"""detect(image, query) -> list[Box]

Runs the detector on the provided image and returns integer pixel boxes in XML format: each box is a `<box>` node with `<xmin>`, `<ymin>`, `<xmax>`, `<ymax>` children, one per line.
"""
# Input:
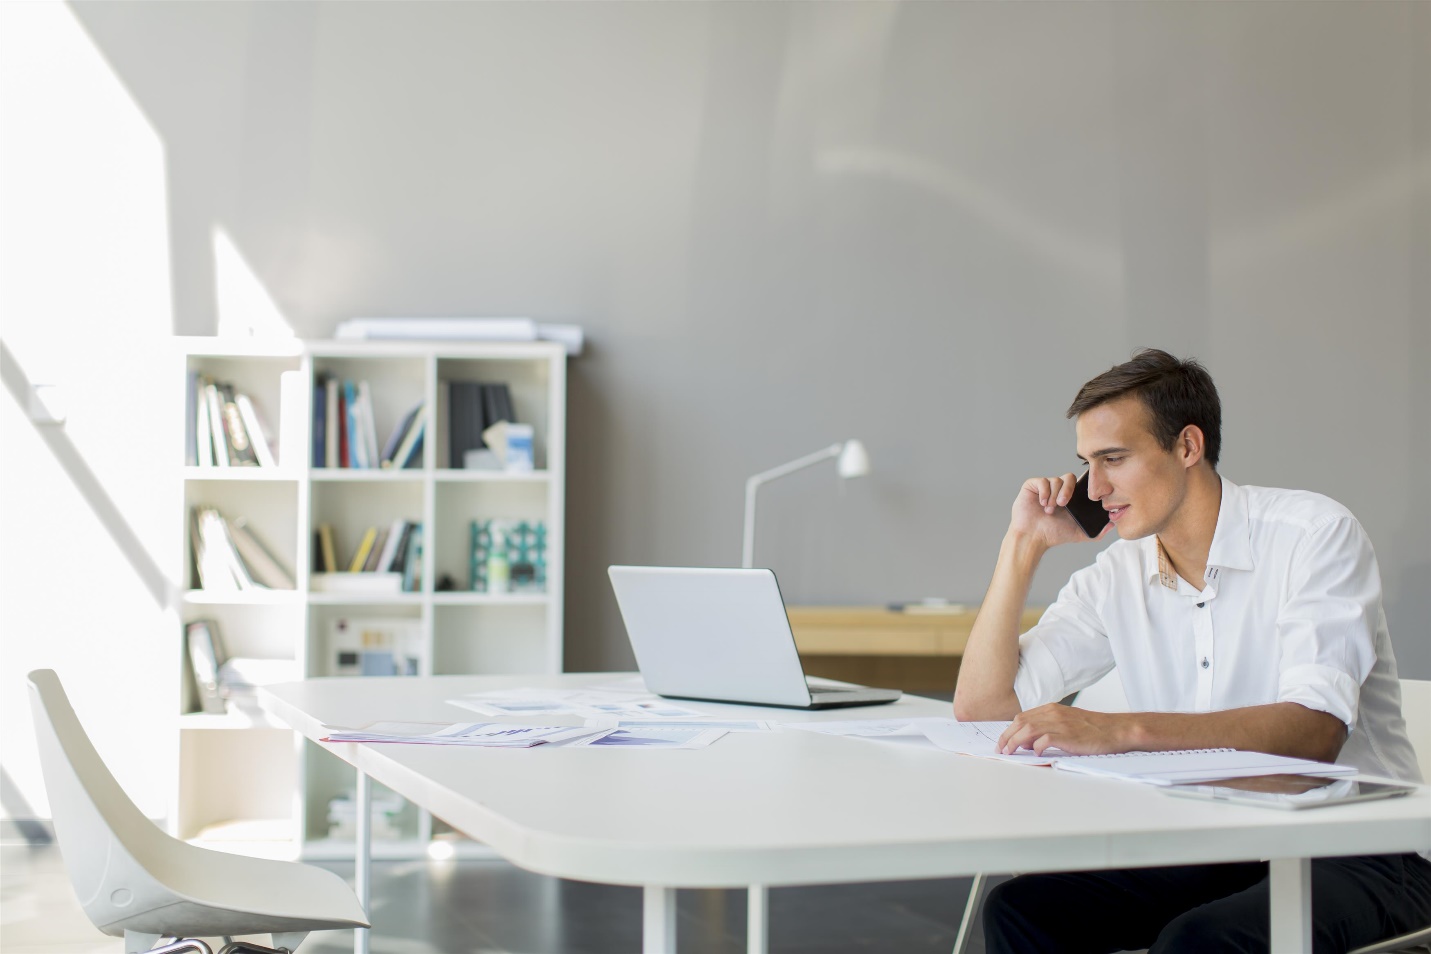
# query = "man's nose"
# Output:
<box><xmin>1088</xmin><ymin>469</ymin><xmax>1112</xmax><ymax>501</ymax></box>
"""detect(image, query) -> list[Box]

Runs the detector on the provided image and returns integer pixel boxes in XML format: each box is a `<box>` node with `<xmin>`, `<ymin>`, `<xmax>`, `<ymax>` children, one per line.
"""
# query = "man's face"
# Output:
<box><xmin>1074</xmin><ymin>395</ymin><xmax>1191</xmax><ymax>541</ymax></box>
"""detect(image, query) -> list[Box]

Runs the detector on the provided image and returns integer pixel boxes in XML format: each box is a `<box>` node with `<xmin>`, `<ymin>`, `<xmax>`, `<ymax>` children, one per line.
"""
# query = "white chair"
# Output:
<box><xmin>27</xmin><ymin>669</ymin><xmax>369</xmax><ymax>954</ymax></box>
<box><xmin>1346</xmin><ymin>677</ymin><xmax>1431</xmax><ymax>954</ymax></box>
<box><xmin>950</xmin><ymin>668</ymin><xmax>1131</xmax><ymax>954</ymax></box>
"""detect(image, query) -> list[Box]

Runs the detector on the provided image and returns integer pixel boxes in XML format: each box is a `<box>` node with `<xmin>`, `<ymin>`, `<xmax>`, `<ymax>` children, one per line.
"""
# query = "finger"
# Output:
<box><xmin>1000</xmin><ymin>722</ymin><xmax>1039</xmax><ymax>755</ymax></box>
<box><xmin>1045</xmin><ymin>477</ymin><xmax>1064</xmax><ymax>513</ymax></box>
<box><xmin>1055</xmin><ymin>473</ymin><xmax>1078</xmax><ymax>507</ymax></box>
<box><xmin>1030</xmin><ymin>733</ymin><xmax>1055</xmax><ymax>756</ymax></box>
<box><xmin>997</xmin><ymin>719</ymin><xmax>1021</xmax><ymax>751</ymax></box>
<box><xmin>1030</xmin><ymin>477</ymin><xmax>1052</xmax><ymax>509</ymax></box>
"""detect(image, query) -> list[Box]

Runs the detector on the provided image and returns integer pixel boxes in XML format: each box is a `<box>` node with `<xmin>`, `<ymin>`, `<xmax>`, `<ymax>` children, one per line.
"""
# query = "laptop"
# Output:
<box><xmin>608</xmin><ymin>566</ymin><xmax>902</xmax><ymax>709</ymax></box>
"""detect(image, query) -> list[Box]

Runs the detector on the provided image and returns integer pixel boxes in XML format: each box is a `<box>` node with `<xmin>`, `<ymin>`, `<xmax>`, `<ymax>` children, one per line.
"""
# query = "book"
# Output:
<box><xmin>400</xmin><ymin>525</ymin><xmax>422</xmax><ymax>592</ymax></box>
<box><xmin>312</xmin><ymin>378</ymin><xmax>327</xmax><ymax>467</ymax></box>
<box><xmin>235</xmin><ymin>393</ymin><xmax>276</xmax><ymax>467</ymax></box>
<box><xmin>482</xmin><ymin>383</ymin><xmax>516</xmax><ymax>427</ymax></box>
<box><xmin>205</xmin><ymin>383</ymin><xmax>230</xmax><ymax>466</ymax></box>
<box><xmin>448</xmin><ymin>381</ymin><xmax>485</xmax><ymax>466</ymax></box>
<box><xmin>337</xmin><ymin>381</ymin><xmax>350</xmax><ymax>468</ymax></box>
<box><xmin>361</xmin><ymin>526</ymin><xmax>390</xmax><ymax>572</ymax></box>
<box><xmin>324</xmin><ymin>377</ymin><xmax>338</xmax><ymax>467</ymax></box>
<box><xmin>229</xmin><ymin>517</ymin><xmax>295</xmax><ymax>589</ymax></box>
<box><xmin>195</xmin><ymin>376</ymin><xmax>215</xmax><ymax>467</ymax></box>
<box><xmin>185</xmin><ymin>619</ymin><xmax>228</xmax><ymax>715</ymax></box>
<box><xmin>1051</xmin><ymin>749</ymin><xmax>1357</xmax><ymax>786</ymax></box>
<box><xmin>387</xmin><ymin>522</ymin><xmax>416</xmax><ymax>576</ymax></box>
<box><xmin>373</xmin><ymin>518</ymin><xmax>409</xmax><ymax>573</ymax></box>
<box><xmin>219</xmin><ymin>385</ymin><xmax>259</xmax><ymax>466</ymax></box>
<box><xmin>381</xmin><ymin>401</ymin><xmax>422</xmax><ymax>467</ymax></box>
<box><xmin>357</xmin><ymin>381</ymin><xmax>379</xmax><ymax>470</ymax></box>
<box><xmin>318</xmin><ymin>523</ymin><xmax>338</xmax><ymax>574</ymax></box>
<box><xmin>185</xmin><ymin>370</ymin><xmax>199</xmax><ymax>466</ymax></box>
<box><xmin>392</xmin><ymin>404</ymin><xmax>425</xmax><ymax>468</ymax></box>
<box><xmin>347</xmin><ymin>526</ymin><xmax>379</xmax><ymax>573</ymax></box>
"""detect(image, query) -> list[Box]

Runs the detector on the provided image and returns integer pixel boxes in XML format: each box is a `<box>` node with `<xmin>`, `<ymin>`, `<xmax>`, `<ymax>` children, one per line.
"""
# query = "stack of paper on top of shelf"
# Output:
<box><xmin>322</xmin><ymin>721</ymin><xmax>601</xmax><ymax>748</ymax></box>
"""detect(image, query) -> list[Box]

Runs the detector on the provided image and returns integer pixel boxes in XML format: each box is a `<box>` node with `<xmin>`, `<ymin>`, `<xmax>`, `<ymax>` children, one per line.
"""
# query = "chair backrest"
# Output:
<box><xmin>1399</xmin><ymin>678</ymin><xmax>1431</xmax><ymax>781</ymax></box>
<box><xmin>26</xmin><ymin>669</ymin><xmax>185</xmax><ymax>936</ymax></box>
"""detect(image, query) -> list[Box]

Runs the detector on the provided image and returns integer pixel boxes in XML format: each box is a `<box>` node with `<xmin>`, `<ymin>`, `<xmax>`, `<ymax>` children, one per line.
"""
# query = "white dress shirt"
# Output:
<box><xmin>1014</xmin><ymin>477</ymin><xmax>1421</xmax><ymax>784</ymax></box>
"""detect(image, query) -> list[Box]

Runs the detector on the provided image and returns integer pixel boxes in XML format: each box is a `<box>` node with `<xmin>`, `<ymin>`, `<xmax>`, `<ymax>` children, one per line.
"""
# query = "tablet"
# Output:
<box><xmin>1164</xmin><ymin>774</ymin><xmax>1416</xmax><ymax>810</ymax></box>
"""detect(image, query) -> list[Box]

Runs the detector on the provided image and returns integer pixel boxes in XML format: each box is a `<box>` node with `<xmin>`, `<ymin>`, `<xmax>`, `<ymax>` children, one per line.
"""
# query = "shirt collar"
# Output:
<box><xmin>1143</xmin><ymin>475</ymin><xmax>1255</xmax><ymax>585</ymax></box>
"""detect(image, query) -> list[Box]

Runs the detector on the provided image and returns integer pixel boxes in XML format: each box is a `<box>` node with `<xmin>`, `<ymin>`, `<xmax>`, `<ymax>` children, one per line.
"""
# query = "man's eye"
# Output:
<box><xmin>1105</xmin><ymin>457</ymin><xmax>1123</xmax><ymax>465</ymax></box>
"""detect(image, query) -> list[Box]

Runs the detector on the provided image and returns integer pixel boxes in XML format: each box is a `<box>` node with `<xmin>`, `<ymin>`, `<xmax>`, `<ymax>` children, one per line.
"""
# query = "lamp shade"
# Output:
<box><xmin>836</xmin><ymin>439</ymin><xmax>871</xmax><ymax>479</ymax></box>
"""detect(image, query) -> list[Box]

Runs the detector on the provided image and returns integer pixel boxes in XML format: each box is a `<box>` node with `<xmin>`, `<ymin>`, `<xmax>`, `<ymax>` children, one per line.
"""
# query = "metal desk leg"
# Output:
<box><xmin>355</xmin><ymin>771</ymin><xmax>372</xmax><ymax>954</ymax></box>
<box><xmin>643</xmin><ymin>886</ymin><xmax>676</xmax><ymax>953</ymax></box>
<box><xmin>1269</xmin><ymin>857</ymin><xmax>1312</xmax><ymax>953</ymax></box>
<box><xmin>747</xmin><ymin>885</ymin><xmax>768</xmax><ymax>954</ymax></box>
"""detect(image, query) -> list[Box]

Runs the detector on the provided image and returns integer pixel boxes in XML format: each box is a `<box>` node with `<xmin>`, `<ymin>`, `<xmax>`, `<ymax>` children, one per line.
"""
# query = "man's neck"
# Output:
<box><xmin>1156</xmin><ymin>469</ymin><xmax>1223</xmax><ymax>591</ymax></box>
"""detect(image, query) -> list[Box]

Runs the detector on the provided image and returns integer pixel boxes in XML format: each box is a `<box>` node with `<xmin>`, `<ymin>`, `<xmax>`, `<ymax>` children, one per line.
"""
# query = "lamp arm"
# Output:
<box><xmin>742</xmin><ymin>443</ymin><xmax>842</xmax><ymax>568</ymax></box>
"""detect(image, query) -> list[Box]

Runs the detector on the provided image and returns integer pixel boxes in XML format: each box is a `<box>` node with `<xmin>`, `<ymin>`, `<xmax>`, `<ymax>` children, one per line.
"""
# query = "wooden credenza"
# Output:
<box><xmin>786</xmin><ymin>605</ymin><xmax>1044</xmax><ymax>697</ymax></box>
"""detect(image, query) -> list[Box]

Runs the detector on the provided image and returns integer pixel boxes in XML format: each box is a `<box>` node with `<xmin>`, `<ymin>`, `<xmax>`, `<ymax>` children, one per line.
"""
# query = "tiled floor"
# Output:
<box><xmin>1</xmin><ymin>840</ymin><xmax>995</xmax><ymax>954</ymax></box>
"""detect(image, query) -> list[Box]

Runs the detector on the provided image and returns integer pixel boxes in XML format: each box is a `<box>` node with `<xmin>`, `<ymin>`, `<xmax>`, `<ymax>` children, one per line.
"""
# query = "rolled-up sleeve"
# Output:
<box><xmin>1275</xmin><ymin>515</ymin><xmax>1380</xmax><ymax>730</ymax></box>
<box><xmin>1013</xmin><ymin>556</ymin><xmax>1116</xmax><ymax>711</ymax></box>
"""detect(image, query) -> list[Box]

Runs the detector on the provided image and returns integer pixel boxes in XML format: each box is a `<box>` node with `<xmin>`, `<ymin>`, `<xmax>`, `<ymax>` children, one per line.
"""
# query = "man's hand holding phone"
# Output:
<box><xmin>1010</xmin><ymin>471</ymin><xmax>1111</xmax><ymax>549</ymax></box>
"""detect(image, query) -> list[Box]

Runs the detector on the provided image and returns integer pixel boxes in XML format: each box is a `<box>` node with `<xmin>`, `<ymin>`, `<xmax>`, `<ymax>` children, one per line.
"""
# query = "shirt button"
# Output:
<box><xmin>1197</xmin><ymin>602</ymin><xmax>1206</xmax><ymax>608</ymax></box>
<box><xmin>1201</xmin><ymin>657</ymin><xmax>1210</xmax><ymax>669</ymax></box>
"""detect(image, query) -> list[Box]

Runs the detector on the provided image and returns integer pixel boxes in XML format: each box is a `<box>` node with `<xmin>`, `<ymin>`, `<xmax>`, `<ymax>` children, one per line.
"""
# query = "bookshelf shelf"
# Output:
<box><xmin>433</xmin><ymin>469</ymin><xmax>551</xmax><ymax>483</ymax></box>
<box><xmin>182</xmin><ymin>467</ymin><xmax>302</xmax><ymax>482</ymax></box>
<box><xmin>175</xmin><ymin>337</ymin><xmax>567</xmax><ymax>857</ymax></box>
<box><xmin>183</xmin><ymin>590</ymin><xmax>302</xmax><ymax>606</ymax></box>
<box><xmin>311</xmin><ymin>470</ymin><xmax>424</xmax><ymax>482</ymax></box>
<box><xmin>306</xmin><ymin>593</ymin><xmax>426</xmax><ymax>607</ymax></box>
<box><xmin>432</xmin><ymin>592</ymin><xmax>550</xmax><ymax>607</ymax></box>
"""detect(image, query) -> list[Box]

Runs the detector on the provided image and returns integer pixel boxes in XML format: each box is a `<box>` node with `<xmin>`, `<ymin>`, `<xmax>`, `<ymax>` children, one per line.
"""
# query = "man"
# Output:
<box><xmin>953</xmin><ymin>349</ymin><xmax>1430</xmax><ymax>953</ymax></box>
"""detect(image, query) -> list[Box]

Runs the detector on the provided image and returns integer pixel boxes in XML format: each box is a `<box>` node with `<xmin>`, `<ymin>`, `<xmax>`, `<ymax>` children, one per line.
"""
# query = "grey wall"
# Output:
<box><xmin>63</xmin><ymin>1</ymin><xmax>1431</xmax><ymax>676</ymax></box>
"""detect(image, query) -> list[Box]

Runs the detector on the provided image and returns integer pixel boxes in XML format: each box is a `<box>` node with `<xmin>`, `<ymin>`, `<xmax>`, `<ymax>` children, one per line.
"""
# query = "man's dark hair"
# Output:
<box><xmin>1066</xmin><ymin>349</ymin><xmax>1222</xmax><ymax>468</ymax></box>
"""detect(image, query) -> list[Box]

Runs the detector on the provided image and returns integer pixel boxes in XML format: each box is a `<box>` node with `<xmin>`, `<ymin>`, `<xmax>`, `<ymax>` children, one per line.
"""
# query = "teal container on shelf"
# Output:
<box><xmin>470</xmin><ymin>519</ymin><xmax>547</xmax><ymax>593</ymax></box>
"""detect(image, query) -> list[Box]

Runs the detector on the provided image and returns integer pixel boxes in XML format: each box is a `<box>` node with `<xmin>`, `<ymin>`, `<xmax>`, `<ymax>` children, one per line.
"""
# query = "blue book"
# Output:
<box><xmin>344</xmin><ymin>380</ymin><xmax>362</xmax><ymax>468</ymax></box>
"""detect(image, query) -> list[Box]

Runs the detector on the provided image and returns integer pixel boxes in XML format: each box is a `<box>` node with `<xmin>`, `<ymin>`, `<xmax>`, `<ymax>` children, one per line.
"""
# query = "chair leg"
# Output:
<box><xmin>219</xmin><ymin>941</ymin><xmax>297</xmax><ymax>954</ymax></box>
<box><xmin>952</xmin><ymin>872</ymin><xmax>986</xmax><ymax>954</ymax></box>
<box><xmin>141</xmin><ymin>941</ymin><xmax>215</xmax><ymax>954</ymax></box>
<box><xmin>271</xmin><ymin>931</ymin><xmax>308</xmax><ymax>953</ymax></box>
<box><xmin>125</xmin><ymin>932</ymin><xmax>164</xmax><ymax>954</ymax></box>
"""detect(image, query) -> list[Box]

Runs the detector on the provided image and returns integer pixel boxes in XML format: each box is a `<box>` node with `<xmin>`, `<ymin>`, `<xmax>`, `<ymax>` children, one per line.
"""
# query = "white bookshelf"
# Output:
<box><xmin>174</xmin><ymin>337</ymin><xmax>567</xmax><ymax>859</ymax></box>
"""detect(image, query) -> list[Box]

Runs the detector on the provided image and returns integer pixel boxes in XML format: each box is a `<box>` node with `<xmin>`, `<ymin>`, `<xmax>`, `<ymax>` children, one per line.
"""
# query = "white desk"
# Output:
<box><xmin>260</xmin><ymin>673</ymin><xmax>1431</xmax><ymax>954</ymax></box>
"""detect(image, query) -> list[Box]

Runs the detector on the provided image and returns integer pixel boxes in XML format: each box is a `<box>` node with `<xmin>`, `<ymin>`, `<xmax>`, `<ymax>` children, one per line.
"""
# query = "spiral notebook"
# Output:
<box><xmin>1052</xmin><ymin>748</ymin><xmax>1357</xmax><ymax>786</ymax></box>
<box><xmin>916</xmin><ymin>720</ymin><xmax>1356</xmax><ymax>785</ymax></box>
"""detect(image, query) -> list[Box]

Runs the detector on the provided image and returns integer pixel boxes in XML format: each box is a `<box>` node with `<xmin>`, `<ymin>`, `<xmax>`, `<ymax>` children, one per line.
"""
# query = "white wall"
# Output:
<box><xmin>2</xmin><ymin>1</ymin><xmax>1427</xmax><ymax>818</ymax></box>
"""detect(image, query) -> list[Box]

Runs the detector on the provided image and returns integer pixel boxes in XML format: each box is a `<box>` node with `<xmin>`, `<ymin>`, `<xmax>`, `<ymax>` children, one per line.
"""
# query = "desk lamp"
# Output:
<box><xmin>741</xmin><ymin>439</ymin><xmax>871</xmax><ymax>568</ymax></box>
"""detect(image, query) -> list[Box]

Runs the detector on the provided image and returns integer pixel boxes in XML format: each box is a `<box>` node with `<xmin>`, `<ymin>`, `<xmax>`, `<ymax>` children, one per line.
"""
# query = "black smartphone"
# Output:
<box><xmin>1065</xmin><ymin>471</ymin><xmax>1110</xmax><ymax>538</ymax></box>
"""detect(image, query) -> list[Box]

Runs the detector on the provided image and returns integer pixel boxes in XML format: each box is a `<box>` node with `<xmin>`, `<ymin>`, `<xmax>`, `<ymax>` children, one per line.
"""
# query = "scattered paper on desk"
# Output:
<box><xmin>781</xmin><ymin>718</ymin><xmax>928</xmax><ymax>738</ymax></box>
<box><xmin>445</xmin><ymin>686</ymin><xmax>693</xmax><ymax>719</ymax></box>
<box><xmin>571</xmin><ymin>726</ymin><xmax>728</xmax><ymax>749</ymax></box>
<box><xmin>606</xmin><ymin>719</ymin><xmax>774</xmax><ymax>732</ymax></box>
<box><xmin>322</xmin><ymin>721</ymin><xmax>600</xmax><ymax>747</ymax></box>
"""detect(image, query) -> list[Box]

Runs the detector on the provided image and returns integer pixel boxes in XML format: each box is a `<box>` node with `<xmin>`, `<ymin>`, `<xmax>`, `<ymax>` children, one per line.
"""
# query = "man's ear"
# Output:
<box><xmin>1178</xmin><ymin>425</ymin><xmax>1206</xmax><ymax>469</ymax></box>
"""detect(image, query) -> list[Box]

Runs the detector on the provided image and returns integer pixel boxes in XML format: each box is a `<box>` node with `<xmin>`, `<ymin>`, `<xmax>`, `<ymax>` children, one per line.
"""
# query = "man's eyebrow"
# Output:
<box><xmin>1077</xmin><ymin>447</ymin><xmax>1131</xmax><ymax>463</ymax></box>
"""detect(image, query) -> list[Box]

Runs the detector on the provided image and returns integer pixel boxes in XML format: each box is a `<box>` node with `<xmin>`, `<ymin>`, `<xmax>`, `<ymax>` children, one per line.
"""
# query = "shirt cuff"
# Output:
<box><xmin>1013</xmin><ymin>634</ymin><xmax>1068</xmax><ymax>712</ymax></box>
<box><xmin>1278</xmin><ymin>663</ymin><xmax>1361</xmax><ymax>730</ymax></box>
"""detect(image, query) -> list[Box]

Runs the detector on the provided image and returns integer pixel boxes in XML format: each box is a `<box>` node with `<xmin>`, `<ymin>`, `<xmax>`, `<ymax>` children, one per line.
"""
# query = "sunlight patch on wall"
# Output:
<box><xmin>0</xmin><ymin>1</ymin><xmax>177</xmax><ymax>821</ymax></box>
<box><xmin>213</xmin><ymin>227</ymin><xmax>296</xmax><ymax>339</ymax></box>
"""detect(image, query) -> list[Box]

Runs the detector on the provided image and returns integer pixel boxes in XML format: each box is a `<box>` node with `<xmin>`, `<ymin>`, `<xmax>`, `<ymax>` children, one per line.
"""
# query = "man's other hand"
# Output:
<box><xmin>1009</xmin><ymin>473</ymin><xmax>1112</xmax><ymax>549</ymax></box>
<box><xmin>997</xmin><ymin>703</ymin><xmax>1129</xmax><ymax>756</ymax></box>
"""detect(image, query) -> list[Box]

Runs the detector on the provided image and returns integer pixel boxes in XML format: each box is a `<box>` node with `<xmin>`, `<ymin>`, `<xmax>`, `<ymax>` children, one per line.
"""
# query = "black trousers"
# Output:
<box><xmin>983</xmin><ymin>853</ymin><xmax>1431</xmax><ymax>954</ymax></box>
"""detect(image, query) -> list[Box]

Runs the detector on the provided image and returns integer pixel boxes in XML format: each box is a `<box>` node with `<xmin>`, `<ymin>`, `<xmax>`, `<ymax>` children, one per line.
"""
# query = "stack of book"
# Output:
<box><xmin>312</xmin><ymin>519</ymin><xmax>423</xmax><ymax>593</ymax></box>
<box><xmin>187</xmin><ymin>374</ymin><xmax>278</xmax><ymax>467</ymax></box>
<box><xmin>313</xmin><ymin>375</ymin><xmax>424</xmax><ymax>469</ymax></box>
<box><xmin>189</xmin><ymin>507</ymin><xmax>295</xmax><ymax>591</ymax></box>
<box><xmin>446</xmin><ymin>381</ymin><xmax>516</xmax><ymax>469</ymax></box>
